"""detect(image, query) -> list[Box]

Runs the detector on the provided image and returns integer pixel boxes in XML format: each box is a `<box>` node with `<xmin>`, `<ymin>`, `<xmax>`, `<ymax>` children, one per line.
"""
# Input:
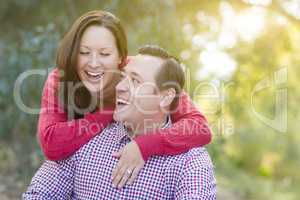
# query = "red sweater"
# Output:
<box><xmin>38</xmin><ymin>68</ymin><xmax>212</xmax><ymax>161</ymax></box>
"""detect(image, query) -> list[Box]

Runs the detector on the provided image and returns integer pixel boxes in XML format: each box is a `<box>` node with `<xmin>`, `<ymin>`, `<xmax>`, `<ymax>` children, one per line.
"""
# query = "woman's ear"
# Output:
<box><xmin>159</xmin><ymin>88</ymin><xmax>176</xmax><ymax>108</ymax></box>
<box><xmin>118</xmin><ymin>58</ymin><xmax>124</xmax><ymax>69</ymax></box>
<box><xmin>118</xmin><ymin>57</ymin><xmax>130</xmax><ymax>69</ymax></box>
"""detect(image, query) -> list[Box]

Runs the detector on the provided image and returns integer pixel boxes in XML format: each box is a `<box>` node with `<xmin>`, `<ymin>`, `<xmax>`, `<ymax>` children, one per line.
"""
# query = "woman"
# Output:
<box><xmin>38</xmin><ymin>10</ymin><xmax>212</xmax><ymax>188</ymax></box>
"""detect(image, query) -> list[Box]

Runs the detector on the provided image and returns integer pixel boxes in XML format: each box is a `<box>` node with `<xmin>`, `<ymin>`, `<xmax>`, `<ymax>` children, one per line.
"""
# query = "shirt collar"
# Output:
<box><xmin>115</xmin><ymin>115</ymin><xmax>172</xmax><ymax>143</ymax></box>
<box><xmin>161</xmin><ymin>115</ymin><xmax>171</xmax><ymax>129</ymax></box>
<box><xmin>114</xmin><ymin>122</ymin><xmax>127</xmax><ymax>143</ymax></box>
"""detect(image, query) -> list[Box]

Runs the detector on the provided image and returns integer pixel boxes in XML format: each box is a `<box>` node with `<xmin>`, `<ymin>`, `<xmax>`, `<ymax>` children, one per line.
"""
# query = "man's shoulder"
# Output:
<box><xmin>164</xmin><ymin>147</ymin><xmax>213</xmax><ymax>170</ymax></box>
<box><xmin>185</xmin><ymin>147</ymin><xmax>214</xmax><ymax>169</ymax></box>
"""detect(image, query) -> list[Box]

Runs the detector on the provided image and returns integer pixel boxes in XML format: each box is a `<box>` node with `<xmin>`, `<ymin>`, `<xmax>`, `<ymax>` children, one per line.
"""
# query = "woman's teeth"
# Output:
<box><xmin>85</xmin><ymin>71</ymin><xmax>104</xmax><ymax>80</ymax></box>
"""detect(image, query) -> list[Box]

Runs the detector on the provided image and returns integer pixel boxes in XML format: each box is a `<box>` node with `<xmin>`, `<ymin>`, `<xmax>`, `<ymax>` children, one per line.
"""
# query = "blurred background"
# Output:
<box><xmin>0</xmin><ymin>0</ymin><xmax>299</xmax><ymax>199</ymax></box>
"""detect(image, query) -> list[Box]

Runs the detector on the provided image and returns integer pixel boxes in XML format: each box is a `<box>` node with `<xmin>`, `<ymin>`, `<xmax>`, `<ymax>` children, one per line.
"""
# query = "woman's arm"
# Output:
<box><xmin>134</xmin><ymin>91</ymin><xmax>212</xmax><ymax>161</ymax></box>
<box><xmin>38</xmin><ymin>68</ymin><xmax>113</xmax><ymax>160</ymax></box>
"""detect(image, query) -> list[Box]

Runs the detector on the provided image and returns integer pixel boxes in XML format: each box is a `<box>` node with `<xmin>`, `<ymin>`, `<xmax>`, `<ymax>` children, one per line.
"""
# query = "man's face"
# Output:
<box><xmin>113</xmin><ymin>55</ymin><xmax>164</xmax><ymax>127</ymax></box>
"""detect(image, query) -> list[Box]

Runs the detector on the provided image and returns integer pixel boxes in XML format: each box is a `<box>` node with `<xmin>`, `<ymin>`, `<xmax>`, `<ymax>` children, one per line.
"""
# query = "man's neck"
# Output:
<box><xmin>126</xmin><ymin>114</ymin><xmax>169</xmax><ymax>138</ymax></box>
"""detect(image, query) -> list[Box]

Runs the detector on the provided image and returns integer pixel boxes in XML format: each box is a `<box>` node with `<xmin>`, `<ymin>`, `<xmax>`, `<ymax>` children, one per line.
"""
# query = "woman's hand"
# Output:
<box><xmin>112</xmin><ymin>141</ymin><xmax>145</xmax><ymax>189</ymax></box>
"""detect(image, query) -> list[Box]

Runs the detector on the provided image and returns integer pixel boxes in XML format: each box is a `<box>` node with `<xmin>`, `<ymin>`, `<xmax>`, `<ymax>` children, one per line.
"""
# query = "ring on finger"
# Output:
<box><xmin>126</xmin><ymin>168</ymin><xmax>132</xmax><ymax>175</ymax></box>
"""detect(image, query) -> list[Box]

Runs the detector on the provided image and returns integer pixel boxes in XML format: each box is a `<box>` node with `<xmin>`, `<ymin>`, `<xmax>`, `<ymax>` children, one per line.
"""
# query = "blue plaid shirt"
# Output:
<box><xmin>23</xmin><ymin>120</ymin><xmax>216</xmax><ymax>199</ymax></box>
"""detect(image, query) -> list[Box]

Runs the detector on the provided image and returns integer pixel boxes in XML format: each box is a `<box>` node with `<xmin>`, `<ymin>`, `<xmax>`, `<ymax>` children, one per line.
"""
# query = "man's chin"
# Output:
<box><xmin>113</xmin><ymin>112</ymin><xmax>125</xmax><ymax>123</ymax></box>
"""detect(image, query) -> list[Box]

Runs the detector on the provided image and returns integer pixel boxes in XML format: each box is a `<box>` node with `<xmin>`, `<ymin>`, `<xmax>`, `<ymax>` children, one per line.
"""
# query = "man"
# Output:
<box><xmin>23</xmin><ymin>45</ymin><xmax>216</xmax><ymax>199</ymax></box>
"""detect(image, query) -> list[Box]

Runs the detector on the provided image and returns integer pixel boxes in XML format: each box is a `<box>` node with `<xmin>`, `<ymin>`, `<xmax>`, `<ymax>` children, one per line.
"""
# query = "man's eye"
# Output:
<box><xmin>132</xmin><ymin>78</ymin><xmax>139</xmax><ymax>85</ymax></box>
<box><xmin>120</xmin><ymin>74</ymin><xmax>126</xmax><ymax>79</ymax></box>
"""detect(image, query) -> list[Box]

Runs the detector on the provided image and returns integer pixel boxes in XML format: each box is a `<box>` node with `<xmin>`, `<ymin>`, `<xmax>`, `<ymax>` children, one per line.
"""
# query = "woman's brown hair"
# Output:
<box><xmin>56</xmin><ymin>10</ymin><xmax>128</xmax><ymax>119</ymax></box>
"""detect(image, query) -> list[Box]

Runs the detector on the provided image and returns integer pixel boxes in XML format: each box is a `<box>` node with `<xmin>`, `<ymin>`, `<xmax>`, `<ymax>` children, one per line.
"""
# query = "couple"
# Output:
<box><xmin>23</xmin><ymin>10</ymin><xmax>216</xmax><ymax>199</ymax></box>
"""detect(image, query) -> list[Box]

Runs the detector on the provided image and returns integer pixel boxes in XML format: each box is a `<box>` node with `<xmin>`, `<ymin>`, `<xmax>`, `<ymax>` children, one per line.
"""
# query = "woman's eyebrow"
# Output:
<box><xmin>80</xmin><ymin>45</ymin><xmax>113</xmax><ymax>50</ymax></box>
<box><xmin>80</xmin><ymin>45</ymin><xmax>90</xmax><ymax>50</ymax></box>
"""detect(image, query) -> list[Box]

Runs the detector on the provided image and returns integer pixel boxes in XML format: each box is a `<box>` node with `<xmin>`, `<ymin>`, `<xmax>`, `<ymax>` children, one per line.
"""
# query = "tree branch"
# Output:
<box><xmin>270</xmin><ymin>0</ymin><xmax>300</xmax><ymax>26</ymax></box>
<box><xmin>228</xmin><ymin>0</ymin><xmax>300</xmax><ymax>27</ymax></box>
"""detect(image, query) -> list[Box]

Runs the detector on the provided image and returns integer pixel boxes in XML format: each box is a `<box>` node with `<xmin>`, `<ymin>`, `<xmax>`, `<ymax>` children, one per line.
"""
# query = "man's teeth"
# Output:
<box><xmin>117</xmin><ymin>99</ymin><xmax>130</xmax><ymax>105</ymax></box>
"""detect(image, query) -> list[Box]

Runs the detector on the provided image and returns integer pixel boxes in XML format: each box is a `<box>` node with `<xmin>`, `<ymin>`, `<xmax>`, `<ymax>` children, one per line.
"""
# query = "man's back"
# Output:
<box><xmin>24</xmin><ymin>122</ymin><xmax>216</xmax><ymax>199</ymax></box>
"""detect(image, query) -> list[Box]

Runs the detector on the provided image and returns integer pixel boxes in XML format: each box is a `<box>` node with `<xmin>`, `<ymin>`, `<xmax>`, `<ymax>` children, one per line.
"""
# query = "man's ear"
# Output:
<box><xmin>159</xmin><ymin>88</ymin><xmax>176</xmax><ymax>108</ymax></box>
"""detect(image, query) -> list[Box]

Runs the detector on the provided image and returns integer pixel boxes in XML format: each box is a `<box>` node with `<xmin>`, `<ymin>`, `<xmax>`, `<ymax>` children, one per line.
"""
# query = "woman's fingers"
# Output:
<box><xmin>111</xmin><ymin>159</ymin><xmax>123</xmax><ymax>180</ymax></box>
<box><xmin>117</xmin><ymin>167</ymin><xmax>135</xmax><ymax>189</ymax></box>
<box><xmin>112</xmin><ymin>147</ymin><xmax>124</xmax><ymax>158</ymax></box>
<box><xmin>112</xmin><ymin>151</ymin><xmax>122</xmax><ymax>158</ymax></box>
<box><xmin>127</xmin><ymin>164</ymin><xmax>143</xmax><ymax>185</ymax></box>
<box><xmin>111</xmin><ymin>148</ymin><xmax>125</xmax><ymax>179</ymax></box>
<box><xmin>112</xmin><ymin>164</ymin><xmax>128</xmax><ymax>187</ymax></box>
<box><xmin>111</xmin><ymin>141</ymin><xmax>145</xmax><ymax>188</ymax></box>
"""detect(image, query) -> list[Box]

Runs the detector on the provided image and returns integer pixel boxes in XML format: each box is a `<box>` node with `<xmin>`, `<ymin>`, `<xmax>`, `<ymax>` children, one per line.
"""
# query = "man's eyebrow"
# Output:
<box><xmin>122</xmin><ymin>69</ymin><xmax>143</xmax><ymax>80</ymax></box>
<box><xmin>129</xmin><ymin>71</ymin><xmax>142</xmax><ymax>80</ymax></box>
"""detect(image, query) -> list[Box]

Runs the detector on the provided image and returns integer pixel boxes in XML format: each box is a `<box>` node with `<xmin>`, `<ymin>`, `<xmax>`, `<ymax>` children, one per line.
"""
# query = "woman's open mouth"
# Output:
<box><xmin>85</xmin><ymin>70</ymin><xmax>104</xmax><ymax>82</ymax></box>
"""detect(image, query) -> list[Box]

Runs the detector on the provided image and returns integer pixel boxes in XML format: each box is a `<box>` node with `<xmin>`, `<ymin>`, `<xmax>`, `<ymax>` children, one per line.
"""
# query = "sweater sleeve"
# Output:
<box><xmin>38</xmin><ymin>68</ymin><xmax>113</xmax><ymax>161</ymax></box>
<box><xmin>134</xmin><ymin>91</ymin><xmax>212</xmax><ymax>161</ymax></box>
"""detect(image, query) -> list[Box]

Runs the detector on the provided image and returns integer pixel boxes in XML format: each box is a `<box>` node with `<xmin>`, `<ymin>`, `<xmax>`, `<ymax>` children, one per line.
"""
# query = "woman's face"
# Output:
<box><xmin>77</xmin><ymin>25</ymin><xmax>120</xmax><ymax>94</ymax></box>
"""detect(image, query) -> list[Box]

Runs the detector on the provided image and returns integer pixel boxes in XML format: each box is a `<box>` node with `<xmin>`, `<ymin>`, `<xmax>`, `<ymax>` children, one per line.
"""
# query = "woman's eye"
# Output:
<box><xmin>100</xmin><ymin>52</ymin><xmax>110</xmax><ymax>56</ymax></box>
<box><xmin>79</xmin><ymin>51</ymin><xmax>89</xmax><ymax>55</ymax></box>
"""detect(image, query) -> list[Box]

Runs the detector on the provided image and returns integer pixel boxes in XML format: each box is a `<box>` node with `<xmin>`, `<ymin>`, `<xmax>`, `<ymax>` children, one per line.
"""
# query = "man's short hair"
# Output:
<box><xmin>138</xmin><ymin>45</ymin><xmax>185</xmax><ymax>110</ymax></box>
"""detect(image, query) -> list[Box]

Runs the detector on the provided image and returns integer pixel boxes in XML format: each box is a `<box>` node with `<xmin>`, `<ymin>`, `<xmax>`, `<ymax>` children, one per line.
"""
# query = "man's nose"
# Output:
<box><xmin>116</xmin><ymin>77</ymin><xmax>129</xmax><ymax>93</ymax></box>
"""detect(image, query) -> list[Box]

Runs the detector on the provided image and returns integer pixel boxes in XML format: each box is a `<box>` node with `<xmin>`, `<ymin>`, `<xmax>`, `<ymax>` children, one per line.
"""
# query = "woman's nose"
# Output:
<box><xmin>88</xmin><ymin>53</ymin><xmax>101</xmax><ymax>68</ymax></box>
